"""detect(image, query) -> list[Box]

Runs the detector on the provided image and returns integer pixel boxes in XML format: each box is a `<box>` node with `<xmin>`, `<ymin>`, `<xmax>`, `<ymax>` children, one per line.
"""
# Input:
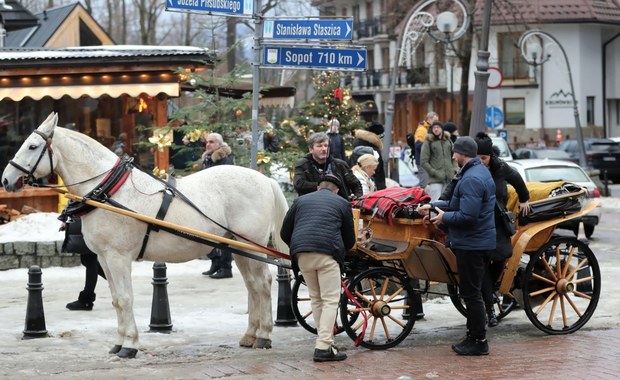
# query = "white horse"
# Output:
<box><xmin>2</xmin><ymin>112</ymin><xmax>289</xmax><ymax>358</ymax></box>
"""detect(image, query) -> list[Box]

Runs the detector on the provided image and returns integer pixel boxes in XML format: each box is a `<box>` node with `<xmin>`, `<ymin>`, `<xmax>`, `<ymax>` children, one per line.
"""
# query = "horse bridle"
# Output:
<box><xmin>8</xmin><ymin>130</ymin><xmax>54</xmax><ymax>186</ymax></box>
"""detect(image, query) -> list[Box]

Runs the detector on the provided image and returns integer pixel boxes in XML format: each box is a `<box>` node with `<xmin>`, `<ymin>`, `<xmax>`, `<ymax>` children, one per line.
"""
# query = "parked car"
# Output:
<box><xmin>490</xmin><ymin>136</ymin><xmax>514</xmax><ymax>161</ymax></box>
<box><xmin>558</xmin><ymin>138</ymin><xmax>620</xmax><ymax>183</ymax></box>
<box><xmin>514</xmin><ymin>147</ymin><xmax>572</xmax><ymax>161</ymax></box>
<box><xmin>506</xmin><ymin>159</ymin><xmax>602</xmax><ymax>238</ymax></box>
<box><xmin>396</xmin><ymin>156</ymin><xmax>420</xmax><ymax>187</ymax></box>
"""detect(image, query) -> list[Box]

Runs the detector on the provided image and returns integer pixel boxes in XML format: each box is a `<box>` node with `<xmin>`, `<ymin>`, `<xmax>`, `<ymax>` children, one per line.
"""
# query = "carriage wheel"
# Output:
<box><xmin>447</xmin><ymin>284</ymin><xmax>517</xmax><ymax>322</ymax></box>
<box><xmin>340</xmin><ymin>267</ymin><xmax>415</xmax><ymax>350</ymax></box>
<box><xmin>291</xmin><ymin>275</ymin><xmax>346</xmax><ymax>335</ymax></box>
<box><xmin>522</xmin><ymin>237</ymin><xmax>600</xmax><ymax>335</ymax></box>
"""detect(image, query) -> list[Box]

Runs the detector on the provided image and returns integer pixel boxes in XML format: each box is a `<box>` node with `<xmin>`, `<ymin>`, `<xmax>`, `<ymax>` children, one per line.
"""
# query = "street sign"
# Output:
<box><xmin>262</xmin><ymin>46</ymin><xmax>367</xmax><ymax>71</ymax></box>
<box><xmin>496</xmin><ymin>128</ymin><xmax>508</xmax><ymax>142</ymax></box>
<box><xmin>485</xmin><ymin>106</ymin><xmax>504</xmax><ymax>129</ymax></box>
<box><xmin>165</xmin><ymin>0</ymin><xmax>253</xmax><ymax>17</ymax></box>
<box><xmin>263</xmin><ymin>19</ymin><xmax>353</xmax><ymax>41</ymax></box>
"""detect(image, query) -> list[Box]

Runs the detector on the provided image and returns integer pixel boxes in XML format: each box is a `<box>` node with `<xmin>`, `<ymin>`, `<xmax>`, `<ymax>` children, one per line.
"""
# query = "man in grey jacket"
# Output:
<box><xmin>280</xmin><ymin>174</ymin><xmax>355</xmax><ymax>362</ymax></box>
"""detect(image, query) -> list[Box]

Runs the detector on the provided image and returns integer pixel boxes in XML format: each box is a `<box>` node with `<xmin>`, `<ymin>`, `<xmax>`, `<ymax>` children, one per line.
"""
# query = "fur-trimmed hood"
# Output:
<box><xmin>425</xmin><ymin>131</ymin><xmax>452</xmax><ymax>142</ymax></box>
<box><xmin>354</xmin><ymin>129</ymin><xmax>383</xmax><ymax>150</ymax></box>
<box><xmin>204</xmin><ymin>144</ymin><xmax>232</xmax><ymax>162</ymax></box>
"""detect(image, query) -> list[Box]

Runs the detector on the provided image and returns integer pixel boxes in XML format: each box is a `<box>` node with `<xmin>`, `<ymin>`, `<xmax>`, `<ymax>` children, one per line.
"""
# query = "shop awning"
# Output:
<box><xmin>0</xmin><ymin>82</ymin><xmax>180</xmax><ymax>101</ymax></box>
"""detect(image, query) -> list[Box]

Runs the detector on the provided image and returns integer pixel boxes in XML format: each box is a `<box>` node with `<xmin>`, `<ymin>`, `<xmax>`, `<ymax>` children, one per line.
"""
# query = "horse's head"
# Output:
<box><xmin>2</xmin><ymin>112</ymin><xmax>58</xmax><ymax>192</ymax></box>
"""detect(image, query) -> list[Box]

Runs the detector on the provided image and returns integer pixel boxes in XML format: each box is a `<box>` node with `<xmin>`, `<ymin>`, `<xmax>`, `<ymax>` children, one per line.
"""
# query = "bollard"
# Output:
<box><xmin>149</xmin><ymin>262</ymin><xmax>173</xmax><ymax>333</ymax></box>
<box><xmin>274</xmin><ymin>265</ymin><xmax>297</xmax><ymax>326</ymax></box>
<box><xmin>23</xmin><ymin>265</ymin><xmax>48</xmax><ymax>339</ymax></box>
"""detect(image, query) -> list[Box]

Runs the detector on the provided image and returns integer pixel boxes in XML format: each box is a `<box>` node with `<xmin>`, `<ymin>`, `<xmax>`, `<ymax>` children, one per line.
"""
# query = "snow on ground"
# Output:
<box><xmin>0</xmin><ymin>212</ymin><xmax>64</xmax><ymax>243</ymax></box>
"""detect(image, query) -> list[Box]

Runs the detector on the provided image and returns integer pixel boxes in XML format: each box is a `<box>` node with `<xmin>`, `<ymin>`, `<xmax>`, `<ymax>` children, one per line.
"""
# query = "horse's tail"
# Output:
<box><xmin>269</xmin><ymin>178</ymin><xmax>289</xmax><ymax>257</ymax></box>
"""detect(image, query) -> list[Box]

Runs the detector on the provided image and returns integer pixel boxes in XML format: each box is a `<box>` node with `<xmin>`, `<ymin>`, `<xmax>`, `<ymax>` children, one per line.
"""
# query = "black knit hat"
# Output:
<box><xmin>430</xmin><ymin>121</ymin><xmax>444</xmax><ymax>130</ymax></box>
<box><xmin>443</xmin><ymin>122</ymin><xmax>457</xmax><ymax>134</ymax></box>
<box><xmin>453</xmin><ymin>136</ymin><xmax>478</xmax><ymax>158</ymax></box>
<box><xmin>367</xmin><ymin>123</ymin><xmax>385</xmax><ymax>136</ymax></box>
<box><xmin>474</xmin><ymin>132</ymin><xmax>494</xmax><ymax>156</ymax></box>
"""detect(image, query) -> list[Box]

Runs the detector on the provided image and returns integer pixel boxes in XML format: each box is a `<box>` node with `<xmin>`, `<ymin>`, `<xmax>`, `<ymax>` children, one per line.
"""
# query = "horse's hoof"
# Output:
<box><xmin>109</xmin><ymin>345</ymin><xmax>122</xmax><ymax>354</ymax></box>
<box><xmin>253</xmin><ymin>338</ymin><xmax>272</xmax><ymax>349</ymax></box>
<box><xmin>117</xmin><ymin>347</ymin><xmax>138</xmax><ymax>358</ymax></box>
<box><xmin>239</xmin><ymin>334</ymin><xmax>256</xmax><ymax>348</ymax></box>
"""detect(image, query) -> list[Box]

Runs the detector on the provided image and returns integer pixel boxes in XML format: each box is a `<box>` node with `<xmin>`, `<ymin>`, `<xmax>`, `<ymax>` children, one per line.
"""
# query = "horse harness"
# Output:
<box><xmin>16</xmin><ymin>128</ymin><xmax>289</xmax><ymax>267</ymax></box>
<box><xmin>9</xmin><ymin>130</ymin><xmax>54</xmax><ymax>185</ymax></box>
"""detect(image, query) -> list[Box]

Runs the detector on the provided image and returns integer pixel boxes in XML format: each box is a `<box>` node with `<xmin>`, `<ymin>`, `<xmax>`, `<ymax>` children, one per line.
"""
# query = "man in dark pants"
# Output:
<box><xmin>60</xmin><ymin>214</ymin><xmax>106</xmax><ymax>311</ymax></box>
<box><xmin>419</xmin><ymin>136</ymin><xmax>496</xmax><ymax>355</ymax></box>
<box><xmin>200</xmin><ymin>133</ymin><xmax>235</xmax><ymax>279</ymax></box>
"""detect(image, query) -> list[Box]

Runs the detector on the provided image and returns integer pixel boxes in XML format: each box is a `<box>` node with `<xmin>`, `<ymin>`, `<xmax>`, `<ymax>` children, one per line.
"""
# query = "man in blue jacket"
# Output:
<box><xmin>419</xmin><ymin>136</ymin><xmax>496</xmax><ymax>356</ymax></box>
<box><xmin>280</xmin><ymin>174</ymin><xmax>355</xmax><ymax>362</ymax></box>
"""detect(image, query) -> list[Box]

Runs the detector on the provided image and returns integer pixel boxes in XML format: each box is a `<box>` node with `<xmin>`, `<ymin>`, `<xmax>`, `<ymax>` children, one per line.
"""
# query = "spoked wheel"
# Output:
<box><xmin>522</xmin><ymin>237</ymin><xmax>600</xmax><ymax>334</ymax></box>
<box><xmin>340</xmin><ymin>267</ymin><xmax>415</xmax><ymax>350</ymax></box>
<box><xmin>291</xmin><ymin>274</ymin><xmax>346</xmax><ymax>335</ymax></box>
<box><xmin>447</xmin><ymin>284</ymin><xmax>517</xmax><ymax>322</ymax></box>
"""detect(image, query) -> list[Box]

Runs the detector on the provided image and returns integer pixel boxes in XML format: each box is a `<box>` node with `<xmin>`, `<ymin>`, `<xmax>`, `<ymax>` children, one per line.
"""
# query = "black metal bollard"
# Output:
<box><xmin>274</xmin><ymin>265</ymin><xmax>297</xmax><ymax>326</ymax></box>
<box><xmin>23</xmin><ymin>265</ymin><xmax>48</xmax><ymax>339</ymax></box>
<box><xmin>149</xmin><ymin>262</ymin><xmax>173</xmax><ymax>333</ymax></box>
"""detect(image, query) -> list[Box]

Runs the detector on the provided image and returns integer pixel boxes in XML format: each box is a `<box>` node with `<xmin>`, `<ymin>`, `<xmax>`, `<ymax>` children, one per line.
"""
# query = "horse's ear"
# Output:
<box><xmin>38</xmin><ymin>112</ymin><xmax>58</xmax><ymax>135</ymax></box>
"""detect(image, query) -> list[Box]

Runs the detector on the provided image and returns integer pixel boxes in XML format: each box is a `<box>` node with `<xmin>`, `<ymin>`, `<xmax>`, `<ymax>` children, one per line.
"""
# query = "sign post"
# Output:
<box><xmin>166</xmin><ymin>1</ymin><xmax>367</xmax><ymax>170</ymax></box>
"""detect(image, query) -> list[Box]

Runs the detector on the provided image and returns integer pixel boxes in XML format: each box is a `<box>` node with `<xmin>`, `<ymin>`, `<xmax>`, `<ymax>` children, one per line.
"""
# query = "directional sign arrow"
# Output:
<box><xmin>166</xmin><ymin>0</ymin><xmax>253</xmax><ymax>17</ymax></box>
<box><xmin>263</xmin><ymin>19</ymin><xmax>353</xmax><ymax>41</ymax></box>
<box><xmin>262</xmin><ymin>46</ymin><xmax>367</xmax><ymax>71</ymax></box>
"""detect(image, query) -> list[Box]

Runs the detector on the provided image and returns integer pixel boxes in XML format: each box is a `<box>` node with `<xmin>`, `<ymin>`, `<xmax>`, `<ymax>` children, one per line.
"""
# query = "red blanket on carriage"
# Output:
<box><xmin>351</xmin><ymin>186</ymin><xmax>430</xmax><ymax>224</ymax></box>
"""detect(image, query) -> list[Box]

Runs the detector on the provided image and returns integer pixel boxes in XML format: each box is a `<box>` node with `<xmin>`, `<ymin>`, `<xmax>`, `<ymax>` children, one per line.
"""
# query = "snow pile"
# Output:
<box><xmin>0</xmin><ymin>212</ymin><xmax>64</xmax><ymax>243</ymax></box>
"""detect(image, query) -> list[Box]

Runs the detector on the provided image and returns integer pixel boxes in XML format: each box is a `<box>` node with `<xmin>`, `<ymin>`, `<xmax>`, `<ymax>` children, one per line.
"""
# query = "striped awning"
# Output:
<box><xmin>0</xmin><ymin>82</ymin><xmax>180</xmax><ymax>101</ymax></box>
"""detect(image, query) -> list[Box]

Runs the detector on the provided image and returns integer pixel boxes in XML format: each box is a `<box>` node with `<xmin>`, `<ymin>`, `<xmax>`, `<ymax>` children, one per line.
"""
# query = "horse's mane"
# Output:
<box><xmin>55</xmin><ymin>127</ymin><xmax>117</xmax><ymax>165</ymax></box>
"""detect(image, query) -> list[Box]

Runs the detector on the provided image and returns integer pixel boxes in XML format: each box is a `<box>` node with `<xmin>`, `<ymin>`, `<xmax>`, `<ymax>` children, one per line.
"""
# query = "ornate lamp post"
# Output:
<box><xmin>518</xmin><ymin>29</ymin><xmax>588</xmax><ymax>168</ymax></box>
<box><xmin>383</xmin><ymin>0</ymin><xmax>470</xmax><ymax>169</ymax></box>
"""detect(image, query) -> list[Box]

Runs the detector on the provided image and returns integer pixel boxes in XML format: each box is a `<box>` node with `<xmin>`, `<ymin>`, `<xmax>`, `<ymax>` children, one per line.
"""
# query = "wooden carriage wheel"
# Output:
<box><xmin>522</xmin><ymin>237</ymin><xmax>600</xmax><ymax>334</ymax></box>
<box><xmin>291</xmin><ymin>275</ymin><xmax>347</xmax><ymax>336</ymax></box>
<box><xmin>340</xmin><ymin>267</ymin><xmax>415</xmax><ymax>350</ymax></box>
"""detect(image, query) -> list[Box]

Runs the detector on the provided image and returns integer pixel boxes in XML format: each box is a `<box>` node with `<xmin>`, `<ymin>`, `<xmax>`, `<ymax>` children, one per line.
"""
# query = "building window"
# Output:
<box><xmin>504</xmin><ymin>98</ymin><xmax>525</xmax><ymax>125</ymax></box>
<box><xmin>498</xmin><ymin>33</ymin><xmax>528</xmax><ymax>80</ymax></box>
<box><xmin>586</xmin><ymin>96</ymin><xmax>595</xmax><ymax>125</ymax></box>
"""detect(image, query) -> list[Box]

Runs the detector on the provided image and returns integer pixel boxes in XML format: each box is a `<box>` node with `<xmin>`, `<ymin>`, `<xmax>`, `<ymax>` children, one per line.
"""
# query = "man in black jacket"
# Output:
<box><xmin>280</xmin><ymin>175</ymin><xmax>355</xmax><ymax>362</ymax></box>
<box><xmin>294</xmin><ymin>132</ymin><xmax>362</xmax><ymax>200</ymax></box>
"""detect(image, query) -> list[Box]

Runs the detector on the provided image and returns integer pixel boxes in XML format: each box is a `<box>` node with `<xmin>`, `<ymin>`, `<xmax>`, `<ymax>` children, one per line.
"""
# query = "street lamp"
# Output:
<box><xmin>383</xmin><ymin>0</ymin><xmax>470</xmax><ymax>168</ymax></box>
<box><xmin>518</xmin><ymin>29</ymin><xmax>588</xmax><ymax>169</ymax></box>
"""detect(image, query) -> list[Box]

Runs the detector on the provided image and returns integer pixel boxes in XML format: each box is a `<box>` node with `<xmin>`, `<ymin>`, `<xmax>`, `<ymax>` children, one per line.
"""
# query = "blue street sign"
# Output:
<box><xmin>165</xmin><ymin>0</ymin><xmax>253</xmax><ymax>17</ymax></box>
<box><xmin>262</xmin><ymin>46</ymin><xmax>367</xmax><ymax>71</ymax></box>
<box><xmin>263</xmin><ymin>19</ymin><xmax>353</xmax><ymax>41</ymax></box>
<box><xmin>485</xmin><ymin>106</ymin><xmax>504</xmax><ymax>129</ymax></box>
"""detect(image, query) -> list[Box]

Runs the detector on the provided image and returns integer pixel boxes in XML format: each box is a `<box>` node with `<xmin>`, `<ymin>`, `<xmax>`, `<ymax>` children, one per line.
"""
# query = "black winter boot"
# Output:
<box><xmin>202</xmin><ymin>257</ymin><xmax>221</xmax><ymax>276</ymax></box>
<box><xmin>209</xmin><ymin>268</ymin><xmax>233</xmax><ymax>279</ymax></box>
<box><xmin>66</xmin><ymin>291</ymin><xmax>95</xmax><ymax>311</ymax></box>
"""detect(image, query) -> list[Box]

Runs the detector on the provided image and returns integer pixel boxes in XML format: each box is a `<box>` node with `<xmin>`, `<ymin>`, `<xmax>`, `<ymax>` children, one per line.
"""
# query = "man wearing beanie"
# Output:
<box><xmin>420</xmin><ymin>121</ymin><xmax>456</xmax><ymax>201</ymax></box>
<box><xmin>419</xmin><ymin>135</ymin><xmax>496</xmax><ymax>356</ymax></box>
<box><xmin>474</xmin><ymin>132</ymin><xmax>530</xmax><ymax>328</ymax></box>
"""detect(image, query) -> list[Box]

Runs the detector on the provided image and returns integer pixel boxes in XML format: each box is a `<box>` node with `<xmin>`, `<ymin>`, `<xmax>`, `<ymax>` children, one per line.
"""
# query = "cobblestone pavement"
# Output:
<box><xmin>1</xmin><ymin>201</ymin><xmax>619</xmax><ymax>379</ymax></box>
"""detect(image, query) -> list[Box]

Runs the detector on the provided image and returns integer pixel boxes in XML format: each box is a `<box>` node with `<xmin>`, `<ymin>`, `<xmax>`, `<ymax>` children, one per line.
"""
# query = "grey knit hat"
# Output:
<box><xmin>452</xmin><ymin>136</ymin><xmax>478</xmax><ymax>157</ymax></box>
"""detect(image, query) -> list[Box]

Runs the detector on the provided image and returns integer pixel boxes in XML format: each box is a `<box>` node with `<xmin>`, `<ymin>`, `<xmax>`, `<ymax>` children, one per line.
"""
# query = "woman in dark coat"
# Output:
<box><xmin>474</xmin><ymin>133</ymin><xmax>530</xmax><ymax>327</ymax></box>
<box><xmin>351</xmin><ymin>123</ymin><xmax>386</xmax><ymax>190</ymax></box>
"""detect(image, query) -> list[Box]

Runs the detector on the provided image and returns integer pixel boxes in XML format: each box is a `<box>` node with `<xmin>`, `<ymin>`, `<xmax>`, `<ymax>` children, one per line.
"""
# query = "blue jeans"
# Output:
<box><xmin>454</xmin><ymin>248</ymin><xmax>492</xmax><ymax>339</ymax></box>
